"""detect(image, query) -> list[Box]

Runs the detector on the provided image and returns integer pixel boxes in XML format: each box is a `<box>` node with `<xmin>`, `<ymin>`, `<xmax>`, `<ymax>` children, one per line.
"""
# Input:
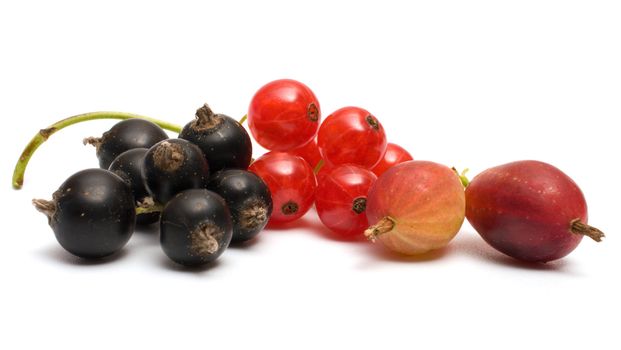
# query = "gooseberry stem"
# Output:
<box><xmin>364</xmin><ymin>216</ymin><xmax>396</xmax><ymax>242</ymax></box>
<box><xmin>452</xmin><ymin>167</ymin><xmax>470</xmax><ymax>188</ymax></box>
<box><xmin>570</xmin><ymin>219</ymin><xmax>605</xmax><ymax>242</ymax></box>
<box><xmin>12</xmin><ymin>111</ymin><xmax>182</xmax><ymax>189</ymax></box>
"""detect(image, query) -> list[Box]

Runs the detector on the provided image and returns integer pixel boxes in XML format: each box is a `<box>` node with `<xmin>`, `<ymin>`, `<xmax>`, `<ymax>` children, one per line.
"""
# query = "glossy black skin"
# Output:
<box><xmin>141</xmin><ymin>138</ymin><xmax>210</xmax><ymax>204</ymax></box>
<box><xmin>47</xmin><ymin>169</ymin><xmax>136</xmax><ymax>259</ymax></box>
<box><xmin>108</xmin><ymin>148</ymin><xmax>159</xmax><ymax>225</ymax></box>
<box><xmin>160</xmin><ymin>189</ymin><xmax>233</xmax><ymax>266</ymax></box>
<box><xmin>207</xmin><ymin>170</ymin><xmax>272</xmax><ymax>243</ymax></box>
<box><xmin>96</xmin><ymin>119</ymin><xmax>168</xmax><ymax>169</ymax></box>
<box><xmin>179</xmin><ymin>115</ymin><xmax>252</xmax><ymax>172</ymax></box>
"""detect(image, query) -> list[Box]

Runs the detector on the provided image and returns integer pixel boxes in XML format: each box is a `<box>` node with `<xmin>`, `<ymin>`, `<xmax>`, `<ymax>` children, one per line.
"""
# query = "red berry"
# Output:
<box><xmin>249</xmin><ymin>152</ymin><xmax>317</xmax><ymax>225</ymax></box>
<box><xmin>365</xmin><ymin>161</ymin><xmax>465</xmax><ymax>255</ymax></box>
<box><xmin>248</xmin><ymin>79</ymin><xmax>321</xmax><ymax>151</ymax></box>
<box><xmin>465</xmin><ymin>160</ymin><xmax>605</xmax><ymax>262</ymax></box>
<box><xmin>290</xmin><ymin>138</ymin><xmax>321</xmax><ymax>169</ymax></box>
<box><xmin>315</xmin><ymin>165</ymin><xmax>377</xmax><ymax>238</ymax></box>
<box><xmin>317</xmin><ymin>106</ymin><xmax>387</xmax><ymax>168</ymax></box>
<box><xmin>371</xmin><ymin>143</ymin><xmax>413</xmax><ymax>177</ymax></box>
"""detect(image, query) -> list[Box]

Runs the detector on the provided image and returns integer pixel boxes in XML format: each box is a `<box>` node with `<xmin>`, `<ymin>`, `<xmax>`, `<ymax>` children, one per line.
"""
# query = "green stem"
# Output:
<box><xmin>313</xmin><ymin>159</ymin><xmax>325</xmax><ymax>174</ymax></box>
<box><xmin>12</xmin><ymin>111</ymin><xmax>181</xmax><ymax>189</ymax></box>
<box><xmin>136</xmin><ymin>204</ymin><xmax>164</xmax><ymax>215</ymax></box>
<box><xmin>239</xmin><ymin>114</ymin><xmax>248</xmax><ymax>125</ymax></box>
<box><xmin>452</xmin><ymin>167</ymin><xmax>470</xmax><ymax>188</ymax></box>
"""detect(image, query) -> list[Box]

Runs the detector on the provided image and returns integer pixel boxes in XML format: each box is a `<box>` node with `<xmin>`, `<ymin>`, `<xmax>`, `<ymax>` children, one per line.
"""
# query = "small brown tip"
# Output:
<box><xmin>153</xmin><ymin>141</ymin><xmax>184</xmax><ymax>172</ymax></box>
<box><xmin>191</xmin><ymin>222</ymin><xmax>224</xmax><ymax>256</ymax></box>
<box><xmin>364</xmin><ymin>216</ymin><xmax>396</xmax><ymax>242</ymax></box>
<box><xmin>193</xmin><ymin>103</ymin><xmax>223</xmax><ymax>130</ymax></box>
<box><xmin>365</xmin><ymin>115</ymin><xmax>379</xmax><ymax>130</ymax></box>
<box><xmin>571</xmin><ymin>219</ymin><xmax>605</xmax><ymax>242</ymax></box>
<box><xmin>352</xmin><ymin>197</ymin><xmax>367</xmax><ymax>214</ymax></box>
<box><xmin>82</xmin><ymin>136</ymin><xmax>102</xmax><ymax>150</ymax></box>
<box><xmin>33</xmin><ymin>198</ymin><xmax>56</xmax><ymax>220</ymax></box>
<box><xmin>281</xmin><ymin>201</ymin><xmax>299</xmax><ymax>215</ymax></box>
<box><xmin>307</xmin><ymin>102</ymin><xmax>319</xmax><ymax>122</ymax></box>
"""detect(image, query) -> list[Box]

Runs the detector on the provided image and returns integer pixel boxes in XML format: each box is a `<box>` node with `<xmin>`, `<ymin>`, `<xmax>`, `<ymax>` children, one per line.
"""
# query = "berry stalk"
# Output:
<box><xmin>12</xmin><ymin>111</ymin><xmax>181</xmax><ymax>189</ymax></box>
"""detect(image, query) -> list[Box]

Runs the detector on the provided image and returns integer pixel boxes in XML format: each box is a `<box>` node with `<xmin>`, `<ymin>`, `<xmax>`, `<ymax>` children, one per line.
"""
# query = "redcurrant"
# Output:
<box><xmin>315</xmin><ymin>165</ymin><xmax>377</xmax><ymax>238</ymax></box>
<box><xmin>248</xmin><ymin>79</ymin><xmax>321</xmax><ymax>151</ymax></box>
<box><xmin>371</xmin><ymin>143</ymin><xmax>413</xmax><ymax>177</ymax></box>
<box><xmin>249</xmin><ymin>152</ymin><xmax>317</xmax><ymax>224</ymax></box>
<box><xmin>317</xmin><ymin>106</ymin><xmax>387</xmax><ymax>168</ymax></box>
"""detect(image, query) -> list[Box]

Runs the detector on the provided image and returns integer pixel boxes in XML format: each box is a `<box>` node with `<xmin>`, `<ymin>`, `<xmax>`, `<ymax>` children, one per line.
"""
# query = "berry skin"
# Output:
<box><xmin>84</xmin><ymin>119</ymin><xmax>168</xmax><ymax>169</ymax></box>
<box><xmin>160</xmin><ymin>189</ymin><xmax>233</xmax><ymax>267</ymax></box>
<box><xmin>179</xmin><ymin>104</ymin><xmax>253</xmax><ymax>172</ymax></box>
<box><xmin>207</xmin><ymin>170</ymin><xmax>273</xmax><ymax>243</ymax></box>
<box><xmin>248</xmin><ymin>79</ymin><xmax>321</xmax><ymax>151</ymax></box>
<box><xmin>33</xmin><ymin>168</ymin><xmax>136</xmax><ymax>259</ymax></box>
<box><xmin>315</xmin><ymin>165</ymin><xmax>377</xmax><ymax>238</ymax></box>
<box><xmin>249</xmin><ymin>152</ymin><xmax>317</xmax><ymax>225</ymax></box>
<box><xmin>317</xmin><ymin>106</ymin><xmax>387</xmax><ymax>169</ymax></box>
<box><xmin>141</xmin><ymin>139</ymin><xmax>209</xmax><ymax>204</ymax></box>
<box><xmin>465</xmin><ymin>160</ymin><xmax>605</xmax><ymax>262</ymax></box>
<box><xmin>290</xmin><ymin>138</ymin><xmax>321</xmax><ymax>169</ymax></box>
<box><xmin>371</xmin><ymin>143</ymin><xmax>413</xmax><ymax>177</ymax></box>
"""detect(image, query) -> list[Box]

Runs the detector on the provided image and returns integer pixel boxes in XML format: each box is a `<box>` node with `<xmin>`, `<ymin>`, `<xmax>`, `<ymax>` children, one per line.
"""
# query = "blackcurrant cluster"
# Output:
<box><xmin>34</xmin><ymin>104</ymin><xmax>272</xmax><ymax>267</ymax></box>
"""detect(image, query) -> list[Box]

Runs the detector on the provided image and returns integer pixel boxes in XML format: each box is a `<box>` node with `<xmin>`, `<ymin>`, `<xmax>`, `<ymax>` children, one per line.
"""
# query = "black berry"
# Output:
<box><xmin>208</xmin><ymin>169</ymin><xmax>272</xmax><ymax>243</ymax></box>
<box><xmin>179</xmin><ymin>104</ymin><xmax>253</xmax><ymax>172</ymax></box>
<box><xmin>33</xmin><ymin>168</ymin><xmax>136</xmax><ymax>259</ymax></box>
<box><xmin>141</xmin><ymin>138</ymin><xmax>210</xmax><ymax>204</ymax></box>
<box><xmin>84</xmin><ymin>119</ymin><xmax>168</xmax><ymax>169</ymax></box>
<box><xmin>160</xmin><ymin>189</ymin><xmax>233</xmax><ymax>266</ymax></box>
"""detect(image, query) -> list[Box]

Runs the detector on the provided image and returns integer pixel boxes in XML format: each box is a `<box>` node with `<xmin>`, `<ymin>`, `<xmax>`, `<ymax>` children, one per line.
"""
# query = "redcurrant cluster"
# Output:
<box><xmin>246</xmin><ymin>79</ymin><xmax>412</xmax><ymax>238</ymax></box>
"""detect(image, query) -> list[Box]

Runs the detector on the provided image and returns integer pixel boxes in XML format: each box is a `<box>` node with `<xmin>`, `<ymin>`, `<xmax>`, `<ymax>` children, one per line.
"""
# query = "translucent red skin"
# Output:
<box><xmin>465</xmin><ymin>160</ymin><xmax>587</xmax><ymax>263</ymax></box>
<box><xmin>248</xmin><ymin>79</ymin><xmax>321</xmax><ymax>151</ymax></box>
<box><xmin>317</xmin><ymin>107</ymin><xmax>387</xmax><ymax>169</ymax></box>
<box><xmin>371</xmin><ymin>143</ymin><xmax>413</xmax><ymax>177</ymax></box>
<box><xmin>290</xmin><ymin>138</ymin><xmax>321</xmax><ymax>169</ymax></box>
<box><xmin>248</xmin><ymin>152</ymin><xmax>317</xmax><ymax>225</ymax></box>
<box><xmin>315</xmin><ymin>165</ymin><xmax>377</xmax><ymax>237</ymax></box>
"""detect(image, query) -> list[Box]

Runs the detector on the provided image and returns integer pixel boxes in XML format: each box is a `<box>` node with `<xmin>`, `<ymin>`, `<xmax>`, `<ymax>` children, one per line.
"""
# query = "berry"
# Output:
<box><xmin>248</xmin><ymin>79</ymin><xmax>321</xmax><ymax>151</ymax></box>
<box><xmin>365</xmin><ymin>161</ymin><xmax>465</xmax><ymax>255</ymax></box>
<box><xmin>249</xmin><ymin>152</ymin><xmax>317</xmax><ymax>224</ymax></box>
<box><xmin>108</xmin><ymin>148</ymin><xmax>159</xmax><ymax>225</ymax></box>
<box><xmin>33</xmin><ymin>168</ymin><xmax>136</xmax><ymax>259</ymax></box>
<box><xmin>317</xmin><ymin>106</ymin><xmax>387</xmax><ymax>168</ymax></box>
<box><xmin>160</xmin><ymin>189</ymin><xmax>233</xmax><ymax>266</ymax></box>
<box><xmin>371</xmin><ymin>143</ymin><xmax>413</xmax><ymax>177</ymax></box>
<box><xmin>207</xmin><ymin>170</ymin><xmax>273</xmax><ymax>243</ymax></box>
<box><xmin>179</xmin><ymin>104</ymin><xmax>252</xmax><ymax>172</ymax></box>
<box><xmin>290</xmin><ymin>138</ymin><xmax>321</xmax><ymax>169</ymax></box>
<box><xmin>141</xmin><ymin>139</ymin><xmax>209</xmax><ymax>204</ymax></box>
<box><xmin>465</xmin><ymin>160</ymin><xmax>605</xmax><ymax>262</ymax></box>
<box><xmin>315</xmin><ymin>165</ymin><xmax>377</xmax><ymax>237</ymax></box>
<box><xmin>84</xmin><ymin>119</ymin><xmax>168</xmax><ymax>169</ymax></box>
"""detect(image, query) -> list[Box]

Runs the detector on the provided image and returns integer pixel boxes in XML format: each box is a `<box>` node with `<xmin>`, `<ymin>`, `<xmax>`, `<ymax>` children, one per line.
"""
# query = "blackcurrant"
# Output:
<box><xmin>33</xmin><ymin>168</ymin><xmax>136</xmax><ymax>259</ymax></box>
<box><xmin>84</xmin><ymin>119</ymin><xmax>168</xmax><ymax>169</ymax></box>
<box><xmin>141</xmin><ymin>139</ymin><xmax>210</xmax><ymax>204</ymax></box>
<box><xmin>160</xmin><ymin>189</ymin><xmax>233</xmax><ymax>266</ymax></box>
<box><xmin>179</xmin><ymin>104</ymin><xmax>252</xmax><ymax>171</ymax></box>
<box><xmin>207</xmin><ymin>169</ymin><xmax>273</xmax><ymax>243</ymax></box>
<box><xmin>108</xmin><ymin>148</ymin><xmax>159</xmax><ymax>225</ymax></box>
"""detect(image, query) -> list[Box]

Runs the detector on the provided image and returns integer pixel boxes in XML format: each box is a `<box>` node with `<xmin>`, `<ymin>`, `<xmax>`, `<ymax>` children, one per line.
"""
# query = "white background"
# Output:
<box><xmin>1</xmin><ymin>1</ymin><xmax>620</xmax><ymax>349</ymax></box>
